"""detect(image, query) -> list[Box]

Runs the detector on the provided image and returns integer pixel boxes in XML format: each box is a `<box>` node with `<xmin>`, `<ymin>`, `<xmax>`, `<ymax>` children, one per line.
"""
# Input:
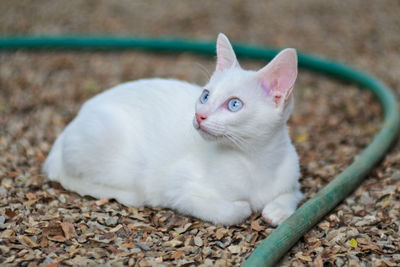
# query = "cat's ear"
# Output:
<box><xmin>257</xmin><ymin>48</ymin><xmax>298</xmax><ymax>108</ymax></box>
<box><xmin>216</xmin><ymin>33</ymin><xmax>239</xmax><ymax>71</ymax></box>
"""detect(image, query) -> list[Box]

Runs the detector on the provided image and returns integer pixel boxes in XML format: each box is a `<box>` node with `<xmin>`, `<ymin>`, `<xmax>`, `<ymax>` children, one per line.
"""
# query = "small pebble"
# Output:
<box><xmin>215</xmin><ymin>241</ymin><xmax>226</xmax><ymax>249</ymax></box>
<box><xmin>136</xmin><ymin>243</ymin><xmax>150</xmax><ymax>251</ymax></box>
<box><xmin>245</xmin><ymin>233</ymin><xmax>255</xmax><ymax>243</ymax></box>
<box><xmin>105</xmin><ymin>216</ymin><xmax>119</xmax><ymax>226</ymax></box>
<box><xmin>0</xmin><ymin>186</ymin><xmax>8</xmax><ymax>195</ymax></box>
<box><xmin>228</xmin><ymin>245</ymin><xmax>241</xmax><ymax>254</ymax></box>
<box><xmin>43</xmin><ymin>258</ymin><xmax>53</xmax><ymax>265</ymax></box>
<box><xmin>58</xmin><ymin>195</ymin><xmax>66</xmax><ymax>203</ymax></box>
<box><xmin>194</xmin><ymin>236</ymin><xmax>203</xmax><ymax>247</ymax></box>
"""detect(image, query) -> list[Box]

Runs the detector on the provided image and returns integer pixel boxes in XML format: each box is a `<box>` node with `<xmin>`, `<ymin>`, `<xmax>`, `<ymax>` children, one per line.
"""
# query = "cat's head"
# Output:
<box><xmin>193</xmin><ymin>33</ymin><xmax>297</xmax><ymax>149</ymax></box>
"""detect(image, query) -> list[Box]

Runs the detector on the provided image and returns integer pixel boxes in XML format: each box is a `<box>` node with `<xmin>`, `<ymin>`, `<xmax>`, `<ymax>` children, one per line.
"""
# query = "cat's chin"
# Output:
<box><xmin>197</xmin><ymin>127</ymin><xmax>220</xmax><ymax>142</ymax></box>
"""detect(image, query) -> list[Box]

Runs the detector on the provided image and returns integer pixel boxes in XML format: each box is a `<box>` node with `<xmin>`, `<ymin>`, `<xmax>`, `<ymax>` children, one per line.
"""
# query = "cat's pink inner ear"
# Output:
<box><xmin>216</xmin><ymin>33</ymin><xmax>238</xmax><ymax>71</ymax></box>
<box><xmin>258</xmin><ymin>48</ymin><xmax>298</xmax><ymax>106</ymax></box>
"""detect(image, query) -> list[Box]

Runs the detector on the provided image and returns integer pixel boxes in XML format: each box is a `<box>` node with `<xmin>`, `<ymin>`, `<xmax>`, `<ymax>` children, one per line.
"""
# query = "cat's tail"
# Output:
<box><xmin>42</xmin><ymin>132</ymin><xmax>142</xmax><ymax>207</ymax></box>
<box><xmin>42</xmin><ymin>133</ymin><xmax>65</xmax><ymax>182</ymax></box>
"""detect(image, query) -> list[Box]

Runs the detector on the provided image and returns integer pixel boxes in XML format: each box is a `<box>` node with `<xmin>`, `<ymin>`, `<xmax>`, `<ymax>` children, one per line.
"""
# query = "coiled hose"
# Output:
<box><xmin>1</xmin><ymin>36</ymin><xmax>399</xmax><ymax>266</ymax></box>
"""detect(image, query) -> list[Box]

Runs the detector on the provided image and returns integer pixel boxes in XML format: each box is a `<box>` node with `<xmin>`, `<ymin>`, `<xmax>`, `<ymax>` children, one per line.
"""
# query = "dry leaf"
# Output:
<box><xmin>121</xmin><ymin>242</ymin><xmax>136</xmax><ymax>249</ymax></box>
<box><xmin>26</xmin><ymin>192</ymin><xmax>37</xmax><ymax>200</ymax></box>
<box><xmin>95</xmin><ymin>199</ymin><xmax>109</xmax><ymax>206</ymax></box>
<box><xmin>21</xmin><ymin>236</ymin><xmax>38</xmax><ymax>248</ymax></box>
<box><xmin>5</xmin><ymin>209</ymin><xmax>17</xmax><ymax>219</ymax></box>
<box><xmin>174</xmin><ymin>223</ymin><xmax>192</xmax><ymax>234</ymax></box>
<box><xmin>127</xmin><ymin>223</ymin><xmax>154</xmax><ymax>232</ymax></box>
<box><xmin>251</xmin><ymin>220</ymin><xmax>265</xmax><ymax>232</ymax></box>
<box><xmin>61</xmin><ymin>221</ymin><xmax>76</xmax><ymax>240</ymax></box>
<box><xmin>7</xmin><ymin>171</ymin><xmax>18</xmax><ymax>178</ymax></box>
<box><xmin>165</xmin><ymin>239</ymin><xmax>183</xmax><ymax>247</ymax></box>
<box><xmin>313</xmin><ymin>255</ymin><xmax>323</xmax><ymax>267</ymax></box>
<box><xmin>24</xmin><ymin>228</ymin><xmax>37</xmax><ymax>235</ymax></box>
<box><xmin>349</xmin><ymin>238</ymin><xmax>358</xmax><ymax>248</ymax></box>
<box><xmin>317</xmin><ymin>221</ymin><xmax>330</xmax><ymax>231</ymax></box>
<box><xmin>308</xmin><ymin>240</ymin><xmax>322</xmax><ymax>251</ymax></box>
<box><xmin>43</xmin><ymin>222</ymin><xmax>64</xmax><ymax>237</ymax></box>
<box><xmin>23</xmin><ymin>199</ymin><xmax>38</xmax><ymax>206</ymax></box>
<box><xmin>298</xmin><ymin>255</ymin><xmax>312</xmax><ymax>262</ymax></box>
<box><xmin>40</xmin><ymin>236</ymin><xmax>49</xmax><ymax>248</ymax></box>
<box><xmin>171</xmin><ymin>250</ymin><xmax>183</xmax><ymax>259</ymax></box>
<box><xmin>48</xmin><ymin>235</ymin><xmax>67</xmax><ymax>242</ymax></box>
<box><xmin>188</xmin><ymin>221</ymin><xmax>203</xmax><ymax>230</ymax></box>
<box><xmin>332</xmin><ymin>253</ymin><xmax>346</xmax><ymax>258</ymax></box>
<box><xmin>296</xmin><ymin>133</ymin><xmax>308</xmax><ymax>143</ymax></box>
<box><xmin>110</xmin><ymin>224</ymin><xmax>123</xmax><ymax>233</ymax></box>
<box><xmin>215</xmin><ymin>229</ymin><xmax>226</xmax><ymax>240</ymax></box>
<box><xmin>382</xmin><ymin>198</ymin><xmax>391</xmax><ymax>208</ymax></box>
<box><xmin>360</xmin><ymin>244</ymin><xmax>381</xmax><ymax>253</ymax></box>
<box><xmin>36</xmin><ymin>152</ymin><xmax>46</xmax><ymax>163</ymax></box>
<box><xmin>152</xmin><ymin>213</ymin><xmax>162</xmax><ymax>227</ymax></box>
<box><xmin>1</xmin><ymin>229</ymin><xmax>14</xmax><ymax>238</ymax></box>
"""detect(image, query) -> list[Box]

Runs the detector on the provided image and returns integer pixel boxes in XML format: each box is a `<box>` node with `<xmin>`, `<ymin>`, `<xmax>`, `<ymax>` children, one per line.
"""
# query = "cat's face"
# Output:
<box><xmin>193</xmin><ymin>33</ymin><xmax>297</xmax><ymax>150</ymax></box>
<box><xmin>193</xmin><ymin>68</ymin><xmax>282</xmax><ymax>149</ymax></box>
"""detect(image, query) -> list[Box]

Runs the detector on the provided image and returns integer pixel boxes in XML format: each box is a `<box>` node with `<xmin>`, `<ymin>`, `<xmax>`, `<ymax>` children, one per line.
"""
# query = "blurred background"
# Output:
<box><xmin>1</xmin><ymin>1</ymin><xmax>399</xmax><ymax>266</ymax></box>
<box><xmin>1</xmin><ymin>0</ymin><xmax>399</xmax><ymax>87</ymax></box>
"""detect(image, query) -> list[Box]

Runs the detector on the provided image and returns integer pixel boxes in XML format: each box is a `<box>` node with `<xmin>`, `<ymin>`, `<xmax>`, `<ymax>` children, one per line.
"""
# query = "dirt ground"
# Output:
<box><xmin>1</xmin><ymin>1</ymin><xmax>399</xmax><ymax>266</ymax></box>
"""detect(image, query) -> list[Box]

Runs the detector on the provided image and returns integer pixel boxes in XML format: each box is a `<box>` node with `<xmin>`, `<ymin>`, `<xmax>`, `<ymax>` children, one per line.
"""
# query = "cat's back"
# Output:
<box><xmin>72</xmin><ymin>78</ymin><xmax>203</xmax><ymax>155</ymax></box>
<box><xmin>83</xmin><ymin>78</ymin><xmax>202</xmax><ymax>114</ymax></box>
<box><xmin>77</xmin><ymin>78</ymin><xmax>203</xmax><ymax>147</ymax></box>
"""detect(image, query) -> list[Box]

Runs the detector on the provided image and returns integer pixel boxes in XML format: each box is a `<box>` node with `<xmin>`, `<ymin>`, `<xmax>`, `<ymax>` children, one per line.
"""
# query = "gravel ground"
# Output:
<box><xmin>1</xmin><ymin>1</ymin><xmax>400</xmax><ymax>266</ymax></box>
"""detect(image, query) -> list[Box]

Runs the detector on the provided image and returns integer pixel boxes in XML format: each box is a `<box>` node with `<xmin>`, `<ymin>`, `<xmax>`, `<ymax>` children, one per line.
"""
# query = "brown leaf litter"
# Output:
<box><xmin>1</xmin><ymin>1</ymin><xmax>400</xmax><ymax>266</ymax></box>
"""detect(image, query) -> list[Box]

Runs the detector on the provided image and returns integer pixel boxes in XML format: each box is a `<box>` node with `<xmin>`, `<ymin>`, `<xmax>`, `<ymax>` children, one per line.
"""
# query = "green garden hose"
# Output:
<box><xmin>1</xmin><ymin>36</ymin><xmax>399</xmax><ymax>266</ymax></box>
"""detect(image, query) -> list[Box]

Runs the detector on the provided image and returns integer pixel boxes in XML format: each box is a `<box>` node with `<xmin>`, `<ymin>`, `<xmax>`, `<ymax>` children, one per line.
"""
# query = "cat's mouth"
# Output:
<box><xmin>193</xmin><ymin>117</ymin><xmax>224</xmax><ymax>141</ymax></box>
<box><xmin>197</xmin><ymin>127</ymin><xmax>219</xmax><ymax>141</ymax></box>
<box><xmin>196</xmin><ymin>123</ymin><xmax>245</xmax><ymax>149</ymax></box>
<box><xmin>195</xmin><ymin>123</ymin><xmax>223</xmax><ymax>141</ymax></box>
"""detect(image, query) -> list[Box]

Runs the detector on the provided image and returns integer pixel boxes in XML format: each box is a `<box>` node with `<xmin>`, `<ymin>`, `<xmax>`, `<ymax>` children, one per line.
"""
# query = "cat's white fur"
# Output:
<box><xmin>43</xmin><ymin>34</ymin><xmax>302</xmax><ymax>226</ymax></box>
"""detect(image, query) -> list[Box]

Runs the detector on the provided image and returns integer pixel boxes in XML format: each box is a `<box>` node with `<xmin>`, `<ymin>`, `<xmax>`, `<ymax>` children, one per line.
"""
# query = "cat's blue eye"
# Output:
<box><xmin>200</xmin><ymin>90</ymin><xmax>210</xmax><ymax>104</ymax></box>
<box><xmin>227</xmin><ymin>98</ymin><xmax>243</xmax><ymax>112</ymax></box>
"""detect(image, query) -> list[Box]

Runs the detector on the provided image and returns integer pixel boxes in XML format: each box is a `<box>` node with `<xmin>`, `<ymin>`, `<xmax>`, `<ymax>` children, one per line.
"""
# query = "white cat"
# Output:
<box><xmin>43</xmin><ymin>33</ymin><xmax>302</xmax><ymax>226</ymax></box>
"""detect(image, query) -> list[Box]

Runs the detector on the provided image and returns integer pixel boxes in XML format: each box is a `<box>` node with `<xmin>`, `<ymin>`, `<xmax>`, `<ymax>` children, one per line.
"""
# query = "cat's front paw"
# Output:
<box><xmin>262</xmin><ymin>202</ymin><xmax>294</xmax><ymax>226</ymax></box>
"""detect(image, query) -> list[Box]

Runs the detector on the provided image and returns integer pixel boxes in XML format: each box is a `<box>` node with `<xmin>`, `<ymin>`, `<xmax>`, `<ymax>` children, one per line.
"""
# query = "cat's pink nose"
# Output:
<box><xmin>195</xmin><ymin>113</ymin><xmax>207</xmax><ymax>125</ymax></box>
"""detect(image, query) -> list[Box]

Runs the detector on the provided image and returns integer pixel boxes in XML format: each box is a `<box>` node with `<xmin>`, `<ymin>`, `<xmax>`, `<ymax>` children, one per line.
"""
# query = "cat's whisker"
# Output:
<box><xmin>231</xmin><ymin>137</ymin><xmax>247</xmax><ymax>151</ymax></box>
<box><xmin>195</xmin><ymin>62</ymin><xmax>211</xmax><ymax>81</ymax></box>
<box><xmin>227</xmin><ymin>129</ymin><xmax>257</xmax><ymax>153</ymax></box>
<box><xmin>203</xmin><ymin>122</ymin><xmax>225</xmax><ymax>135</ymax></box>
<box><xmin>224</xmin><ymin>132</ymin><xmax>247</xmax><ymax>151</ymax></box>
<box><xmin>206</xmin><ymin>120</ymin><xmax>224</xmax><ymax>128</ymax></box>
<box><xmin>225</xmin><ymin>134</ymin><xmax>241</xmax><ymax>148</ymax></box>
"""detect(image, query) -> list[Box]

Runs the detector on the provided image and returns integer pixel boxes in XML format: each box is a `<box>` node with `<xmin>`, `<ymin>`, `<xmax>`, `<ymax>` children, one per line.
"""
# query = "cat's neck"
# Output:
<box><xmin>252</xmin><ymin>125</ymin><xmax>290</xmax><ymax>157</ymax></box>
<box><xmin>216</xmin><ymin>124</ymin><xmax>290</xmax><ymax>158</ymax></box>
<box><xmin>247</xmin><ymin>125</ymin><xmax>292</xmax><ymax>175</ymax></box>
